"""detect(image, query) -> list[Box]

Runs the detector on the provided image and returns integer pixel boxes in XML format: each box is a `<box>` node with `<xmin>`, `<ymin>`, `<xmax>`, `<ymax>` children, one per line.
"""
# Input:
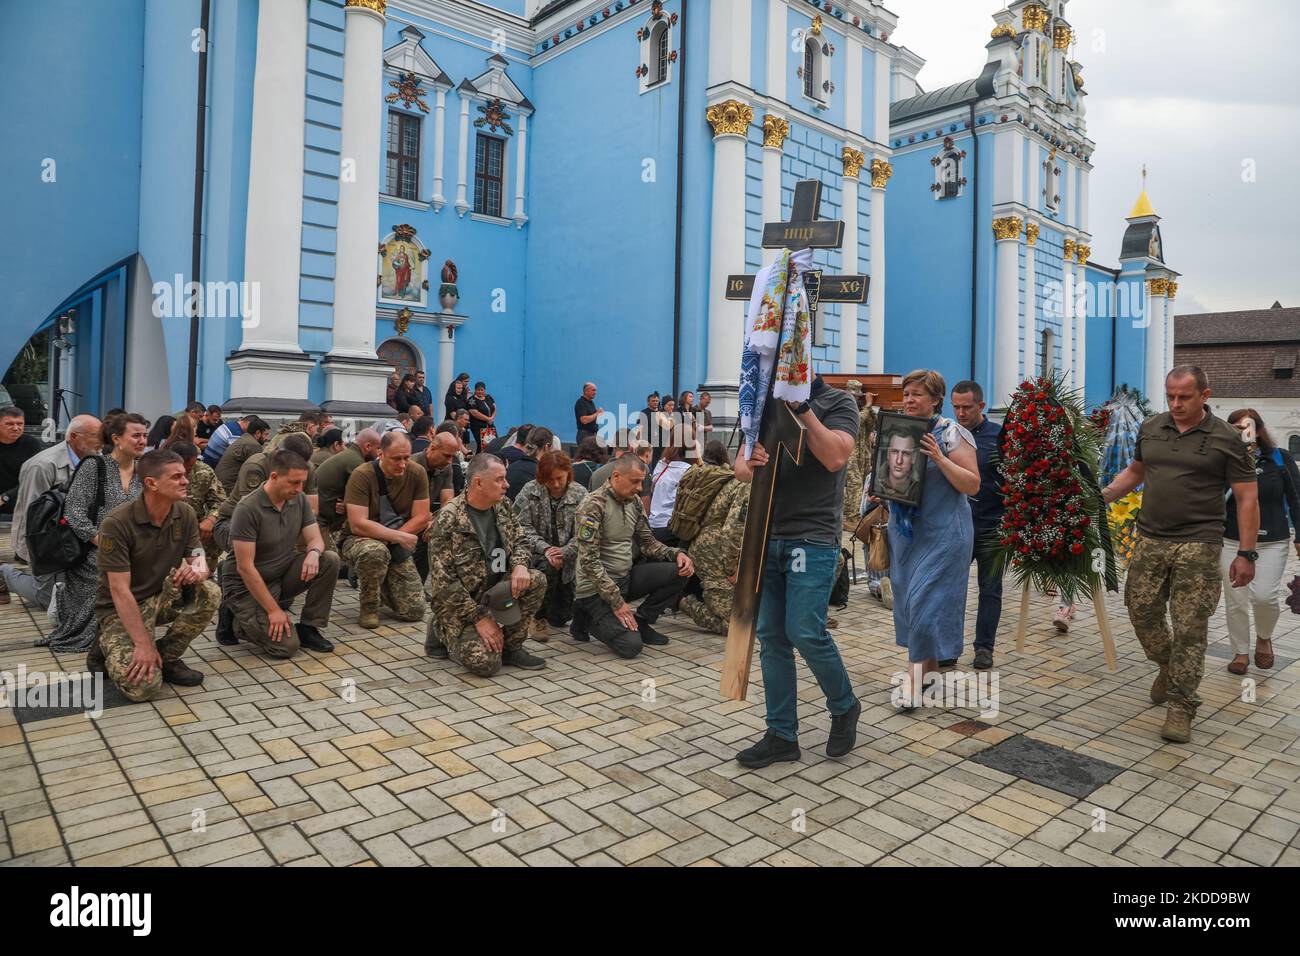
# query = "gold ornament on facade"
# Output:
<box><xmin>1147</xmin><ymin>278</ymin><xmax>1171</xmax><ymax>297</ymax></box>
<box><xmin>992</xmin><ymin>216</ymin><xmax>1023</xmax><ymax>240</ymax></box>
<box><xmin>990</xmin><ymin>23</ymin><xmax>1016</xmax><ymax>39</ymax></box>
<box><xmin>345</xmin><ymin>0</ymin><xmax>386</xmax><ymax>15</ymax></box>
<box><xmin>1022</xmin><ymin>4</ymin><xmax>1049</xmax><ymax>33</ymax></box>
<box><xmin>1053</xmin><ymin>23</ymin><xmax>1074</xmax><ymax>49</ymax></box>
<box><xmin>869</xmin><ymin>158</ymin><xmax>893</xmax><ymax>189</ymax></box>
<box><xmin>1025</xmin><ymin>222</ymin><xmax>1039</xmax><ymax>246</ymax></box>
<box><xmin>706</xmin><ymin>100</ymin><xmax>754</xmax><ymax>137</ymax></box>
<box><xmin>762</xmin><ymin>114</ymin><xmax>790</xmax><ymax>149</ymax></box>
<box><xmin>810</xmin><ymin>14</ymin><xmax>823</xmax><ymax>35</ymax></box>
<box><xmin>1063</xmin><ymin>238</ymin><xmax>1077</xmax><ymax>258</ymax></box>
<box><xmin>395</xmin><ymin>308</ymin><xmax>412</xmax><ymax>335</ymax></box>
<box><xmin>1075</xmin><ymin>244</ymin><xmax>1091</xmax><ymax>264</ymax></box>
<box><xmin>1166</xmin><ymin>280</ymin><xmax>1178</xmax><ymax>300</ymax></box>
<box><xmin>842</xmin><ymin>147</ymin><xmax>867</xmax><ymax>180</ymax></box>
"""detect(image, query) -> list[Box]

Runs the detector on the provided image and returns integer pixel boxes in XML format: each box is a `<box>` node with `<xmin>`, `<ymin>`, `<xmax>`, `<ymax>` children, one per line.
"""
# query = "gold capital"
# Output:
<box><xmin>1053</xmin><ymin>23</ymin><xmax>1074</xmax><ymax>49</ymax></box>
<box><xmin>991</xmin><ymin>23</ymin><xmax>1016</xmax><ymax>39</ymax></box>
<box><xmin>346</xmin><ymin>0</ymin><xmax>386</xmax><ymax>15</ymax></box>
<box><xmin>1022</xmin><ymin>4</ymin><xmax>1049</xmax><ymax>33</ymax></box>
<box><xmin>1025</xmin><ymin>222</ymin><xmax>1039</xmax><ymax>246</ymax></box>
<box><xmin>993</xmin><ymin>216</ymin><xmax>1023</xmax><ymax>240</ymax></box>
<box><xmin>842</xmin><ymin>147</ymin><xmax>867</xmax><ymax>180</ymax></box>
<box><xmin>1063</xmin><ymin>238</ymin><xmax>1077</xmax><ymax>258</ymax></box>
<box><xmin>1147</xmin><ymin>278</ymin><xmax>1171</xmax><ymax>297</ymax></box>
<box><xmin>706</xmin><ymin>100</ymin><xmax>754</xmax><ymax>138</ymax></box>
<box><xmin>1075</xmin><ymin>244</ymin><xmax>1091</xmax><ymax>264</ymax></box>
<box><xmin>762</xmin><ymin>114</ymin><xmax>790</xmax><ymax>149</ymax></box>
<box><xmin>870</xmin><ymin>158</ymin><xmax>893</xmax><ymax>189</ymax></box>
<box><xmin>1166</xmin><ymin>280</ymin><xmax>1178</xmax><ymax>301</ymax></box>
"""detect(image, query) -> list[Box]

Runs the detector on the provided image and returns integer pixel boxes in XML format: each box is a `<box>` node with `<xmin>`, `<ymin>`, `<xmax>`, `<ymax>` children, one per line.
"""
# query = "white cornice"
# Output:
<box><xmin>531</xmin><ymin>1</ymin><xmax>644</xmax><ymax>66</ymax></box>
<box><xmin>707</xmin><ymin>81</ymin><xmax>891</xmax><ymax>156</ymax></box>
<box><xmin>392</xmin><ymin>0</ymin><xmax>532</xmax><ymax>53</ymax></box>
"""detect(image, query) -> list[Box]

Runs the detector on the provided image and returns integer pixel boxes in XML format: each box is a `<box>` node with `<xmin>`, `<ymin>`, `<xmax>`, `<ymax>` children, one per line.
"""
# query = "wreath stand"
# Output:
<box><xmin>1014</xmin><ymin>579</ymin><xmax>1118</xmax><ymax>671</ymax></box>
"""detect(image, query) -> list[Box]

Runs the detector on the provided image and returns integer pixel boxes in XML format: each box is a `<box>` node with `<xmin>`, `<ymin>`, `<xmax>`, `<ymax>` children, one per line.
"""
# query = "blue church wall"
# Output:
<box><xmin>860</xmin><ymin>46</ymin><xmax>876</xmax><ymax>137</ymax></box>
<box><xmin>0</xmin><ymin>0</ymin><xmax>146</xmax><ymax>393</ymax></box>
<box><xmin>1084</xmin><ymin>263</ymin><xmax>1117</xmax><ymax>407</ymax></box>
<box><xmin>676</xmin><ymin>7</ymin><xmax>715</xmax><ymax>403</ymax></box>
<box><xmin>750</xmin><ymin>0</ymin><xmax>769</xmax><ymax>92</ymax></box>
<box><xmin>1113</xmin><ymin>265</ymin><xmax>1149</xmax><ymax>396</ymax></box>
<box><xmin>197</xmin><ymin>0</ymin><xmax>258</xmax><ymax>408</ymax></box>
<box><xmin>524</xmin><ymin>2</ymin><xmax>684</xmax><ymax>437</ymax></box>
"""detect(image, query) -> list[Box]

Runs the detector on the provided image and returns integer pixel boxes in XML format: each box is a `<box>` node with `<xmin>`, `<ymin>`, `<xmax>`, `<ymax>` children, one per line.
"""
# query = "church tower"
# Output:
<box><xmin>1116</xmin><ymin>173</ymin><xmax>1179</xmax><ymax>411</ymax></box>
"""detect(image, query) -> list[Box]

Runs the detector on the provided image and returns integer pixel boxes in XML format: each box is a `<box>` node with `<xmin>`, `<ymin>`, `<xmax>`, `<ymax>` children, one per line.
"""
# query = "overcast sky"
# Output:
<box><xmin>885</xmin><ymin>0</ymin><xmax>1300</xmax><ymax>316</ymax></box>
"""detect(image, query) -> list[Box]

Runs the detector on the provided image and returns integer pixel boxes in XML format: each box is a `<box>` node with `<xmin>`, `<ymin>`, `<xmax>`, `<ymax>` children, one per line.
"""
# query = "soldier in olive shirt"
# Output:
<box><xmin>1104</xmin><ymin>366</ymin><xmax>1259</xmax><ymax>744</ymax></box>
<box><xmin>411</xmin><ymin>431</ymin><xmax>459</xmax><ymax>586</ymax></box>
<box><xmin>315</xmin><ymin>428</ymin><xmax>382</xmax><ymax>551</ymax></box>
<box><xmin>573</xmin><ymin>453</ymin><xmax>693</xmax><ymax>658</ymax></box>
<box><xmin>211</xmin><ymin>432</ymin><xmax>318</xmax><ymax>559</ymax></box>
<box><xmin>214</xmin><ymin>420</ymin><xmax>270</xmax><ymax>492</ymax></box>
<box><xmin>224</xmin><ymin>448</ymin><xmax>339</xmax><ymax>657</ymax></box>
<box><xmin>88</xmin><ymin>450</ymin><xmax>219</xmax><ymax>701</ymax></box>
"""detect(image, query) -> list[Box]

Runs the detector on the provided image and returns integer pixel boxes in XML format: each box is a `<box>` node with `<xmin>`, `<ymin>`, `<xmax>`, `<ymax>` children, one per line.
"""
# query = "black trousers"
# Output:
<box><xmin>414</xmin><ymin>536</ymin><xmax>430</xmax><ymax>586</ymax></box>
<box><xmin>971</xmin><ymin>522</ymin><xmax>1003</xmax><ymax>652</ymax></box>
<box><xmin>535</xmin><ymin>560</ymin><xmax>574</xmax><ymax>624</ymax></box>
<box><xmin>574</xmin><ymin>561</ymin><xmax>686</xmax><ymax>659</ymax></box>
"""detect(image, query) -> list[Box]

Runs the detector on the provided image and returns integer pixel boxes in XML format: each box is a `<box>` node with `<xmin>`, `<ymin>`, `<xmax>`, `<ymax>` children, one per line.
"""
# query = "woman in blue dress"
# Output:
<box><xmin>874</xmin><ymin>369</ymin><xmax>981</xmax><ymax>709</ymax></box>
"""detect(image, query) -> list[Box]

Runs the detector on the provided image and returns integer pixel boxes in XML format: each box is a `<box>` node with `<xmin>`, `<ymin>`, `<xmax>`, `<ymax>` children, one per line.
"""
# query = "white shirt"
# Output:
<box><xmin>648</xmin><ymin>460</ymin><xmax>690</xmax><ymax>529</ymax></box>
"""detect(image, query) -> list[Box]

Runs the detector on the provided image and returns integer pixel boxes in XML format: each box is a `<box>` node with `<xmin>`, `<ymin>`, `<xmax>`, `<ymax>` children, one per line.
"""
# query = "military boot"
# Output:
<box><xmin>424</xmin><ymin>617</ymin><xmax>448</xmax><ymax>659</ymax></box>
<box><xmin>1150</xmin><ymin>666</ymin><xmax>1169</xmax><ymax>705</ymax></box>
<box><xmin>358</xmin><ymin>579</ymin><xmax>382</xmax><ymax>629</ymax></box>
<box><xmin>1160</xmin><ymin>706</ymin><xmax>1192</xmax><ymax>744</ymax></box>
<box><xmin>161</xmin><ymin>659</ymin><xmax>205</xmax><ymax>687</ymax></box>
<box><xmin>86</xmin><ymin>642</ymin><xmax>107</xmax><ymax>675</ymax></box>
<box><xmin>501</xmin><ymin>645</ymin><xmax>545</xmax><ymax>670</ymax></box>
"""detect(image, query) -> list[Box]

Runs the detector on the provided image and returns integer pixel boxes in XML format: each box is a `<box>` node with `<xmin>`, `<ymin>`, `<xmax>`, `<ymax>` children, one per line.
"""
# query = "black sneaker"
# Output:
<box><xmin>826</xmin><ymin>699</ymin><xmax>861</xmax><ymax>758</ymax></box>
<box><xmin>973</xmin><ymin>647</ymin><xmax>993</xmax><ymax>670</ymax></box>
<box><xmin>296</xmin><ymin>623</ymin><xmax>334</xmax><ymax>653</ymax></box>
<box><xmin>637</xmin><ymin>616</ymin><xmax>670</xmax><ymax>646</ymax></box>
<box><xmin>938</xmin><ymin>658</ymin><xmax>958</xmax><ymax>669</ymax></box>
<box><xmin>214</xmin><ymin>605</ymin><xmax>239</xmax><ymax>646</ymax></box>
<box><xmin>501</xmin><ymin>645</ymin><xmax>545</xmax><ymax>670</ymax></box>
<box><xmin>736</xmin><ymin>731</ymin><xmax>801</xmax><ymax>769</ymax></box>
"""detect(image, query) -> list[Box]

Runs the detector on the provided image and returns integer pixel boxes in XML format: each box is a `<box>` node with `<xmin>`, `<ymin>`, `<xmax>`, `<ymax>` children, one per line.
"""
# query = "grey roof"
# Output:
<box><xmin>889</xmin><ymin>62</ymin><xmax>997</xmax><ymax>125</ymax></box>
<box><xmin>1120</xmin><ymin>220</ymin><xmax>1162</xmax><ymax>261</ymax></box>
<box><xmin>1174</xmin><ymin>306</ymin><xmax>1300</xmax><ymax>346</ymax></box>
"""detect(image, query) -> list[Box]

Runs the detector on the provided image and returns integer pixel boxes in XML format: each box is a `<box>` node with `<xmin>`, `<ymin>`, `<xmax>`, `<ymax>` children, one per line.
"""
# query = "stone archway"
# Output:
<box><xmin>377</xmin><ymin>337</ymin><xmax>422</xmax><ymax>380</ymax></box>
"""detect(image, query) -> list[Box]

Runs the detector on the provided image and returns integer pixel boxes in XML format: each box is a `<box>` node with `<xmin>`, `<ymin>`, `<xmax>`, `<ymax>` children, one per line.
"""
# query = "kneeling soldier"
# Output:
<box><xmin>573</xmin><ymin>453</ymin><xmax>694</xmax><ymax>658</ymax></box>
<box><xmin>224</xmin><ymin>448</ymin><xmax>339</xmax><ymax>656</ymax></box>
<box><xmin>88</xmin><ymin>450</ymin><xmax>219</xmax><ymax>701</ymax></box>
<box><xmin>339</xmin><ymin>430</ymin><xmax>430</xmax><ymax>628</ymax></box>
<box><xmin>428</xmin><ymin>454</ymin><xmax>546</xmax><ymax>674</ymax></box>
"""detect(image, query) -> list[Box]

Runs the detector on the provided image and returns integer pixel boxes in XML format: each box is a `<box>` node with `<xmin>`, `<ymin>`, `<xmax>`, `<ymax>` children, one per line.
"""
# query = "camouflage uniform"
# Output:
<box><xmin>184</xmin><ymin>460</ymin><xmax>227</xmax><ymax>569</ymax></box>
<box><xmin>842</xmin><ymin>403</ymin><xmax>877</xmax><ymax>526</ymax></box>
<box><xmin>339</xmin><ymin>537</ymin><xmax>426</xmax><ymax>623</ymax></box>
<box><xmin>681</xmin><ymin>480</ymin><xmax>749</xmax><ymax>635</ymax></box>
<box><xmin>266</xmin><ymin>421</ymin><xmax>315</xmax><ymax>452</ymax></box>
<box><xmin>1124</xmin><ymin>535</ymin><xmax>1222</xmax><ymax>714</ymax></box>
<box><xmin>427</xmin><ymin>493</ymin><xmax>547</xmax><ymax>676</ymax></box>
<box><xmin>96</xmin><ymin>575</ymin><xmax>220</xmax><ymax>702</ymax></box>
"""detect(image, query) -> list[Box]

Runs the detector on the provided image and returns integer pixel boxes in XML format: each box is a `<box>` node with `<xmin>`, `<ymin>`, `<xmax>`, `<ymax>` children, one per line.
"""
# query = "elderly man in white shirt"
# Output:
<box><xmin>0</xmin><ymin>415</ymin><xmax>101</xmax><ymax>607</ymax></box>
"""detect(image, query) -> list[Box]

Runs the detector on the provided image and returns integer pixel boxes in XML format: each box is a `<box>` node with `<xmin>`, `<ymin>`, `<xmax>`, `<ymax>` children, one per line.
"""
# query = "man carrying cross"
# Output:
<box><xmin>726</xmin><ymin>180</ymin><xmax>864</xmax><ymax>769</ymax></box>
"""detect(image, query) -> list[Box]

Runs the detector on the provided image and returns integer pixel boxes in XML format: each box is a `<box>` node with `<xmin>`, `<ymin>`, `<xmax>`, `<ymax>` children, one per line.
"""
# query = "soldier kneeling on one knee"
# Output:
<box><xmin>218</xmin><ymin>448</ymin><xmax>340</xmax><ymax>657</ymax></box>
<box><xmin>89</xmin><ymin>450</ymin><xmax>219</xmax><ymax>702</ymax></box>
<box><xmin>427</xmin><ymin>454</ymin><xmax>547</xmax><ymax>675</ymax></box>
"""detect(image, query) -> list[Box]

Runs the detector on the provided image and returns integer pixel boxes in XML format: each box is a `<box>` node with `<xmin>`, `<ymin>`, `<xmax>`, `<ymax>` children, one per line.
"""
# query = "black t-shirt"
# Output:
<box><xmin>0</xmin><ymin>434</ymin><xmax>42</xmax><ymax>510</ymax></box>
<box><xmin>467</xmin><ymin>396</ymin><xmax>494</xmax><ymax>434</ymax></box>
<box><xmin>575</xmin><ymin>397</ymin><xmax>598</xmax><ymax>438</ymax></box>
<box><xmin>445</xmin><ymin>392</ymin><xmax>470</xmax><ymax>420</ymax></box>
<box><xmin>196</xmin><ymin>420</ymin><xmax>219</xmax><ymax>440</ymax></box>
<box><xmin>769</xmin><ymin>379</ymin><xmax>861</xmax><ymax>546</ymax></box>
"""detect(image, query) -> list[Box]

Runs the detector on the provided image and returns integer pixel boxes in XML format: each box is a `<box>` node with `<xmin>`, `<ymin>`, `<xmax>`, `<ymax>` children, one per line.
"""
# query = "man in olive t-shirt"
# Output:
<box><xmin>338</xmin><ymin>431</ymin><xmax>431</xmax><ymax>628</ymax></box>
<box><xmin>224</xmin><ymin>448</ymin><xmax>339</xmax><ymax>658</ymax></box>
<box><xmin>215</xmin><ymin>424</ymin><xmax>269</xmax><ymax>493</ymax></box>
<box><xmin>90</xmin><ymin>450</ymin><xmax>219</xmax><ymax>702</ymax></box>
<box><xmin>1103</xmin><ymin>366</ymin><xmax>1259</xmax><ymax>744</ymax></box>
<box><xmin>212</xmin><ymin>432</ymin><xmax>318</xmax><ymax>558</ymax></box>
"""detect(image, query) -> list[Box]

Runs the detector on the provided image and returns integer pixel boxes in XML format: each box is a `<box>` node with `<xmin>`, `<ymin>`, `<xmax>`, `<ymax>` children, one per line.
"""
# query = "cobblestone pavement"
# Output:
<box><xmin>2</xmin><ymin>542</ymin><xmax>1298</xmax><ymax>868</ymax></box>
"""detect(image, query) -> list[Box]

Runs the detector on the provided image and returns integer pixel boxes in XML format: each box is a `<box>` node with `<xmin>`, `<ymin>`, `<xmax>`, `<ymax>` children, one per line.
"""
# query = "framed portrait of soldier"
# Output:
<box><xmin>869</xmin><ymin>411</ymin><xmax>929</xmax><ymax>508</ymax></box>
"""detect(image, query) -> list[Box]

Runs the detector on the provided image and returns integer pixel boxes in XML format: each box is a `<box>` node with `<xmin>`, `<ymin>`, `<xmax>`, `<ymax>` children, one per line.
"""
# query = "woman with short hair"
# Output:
<box><xmin>874</xmin><ymin>369</ymin><xmax>981</xmax><ymax>709</ymax></box>
<box><xmin>515</xmin><ymin>450</ymin><xmax>586</xmax><ymax>633</ymax></box>
<box><xmin>1222</xmin><ymin>409</ymin><xmax>1300</xmax><ymax>674</ymax></box>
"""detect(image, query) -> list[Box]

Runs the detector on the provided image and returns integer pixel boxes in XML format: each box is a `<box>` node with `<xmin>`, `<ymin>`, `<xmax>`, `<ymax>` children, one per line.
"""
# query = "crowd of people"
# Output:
<box><xmin>0</xmin><ymin>359</ymin><xmax>1290</xmax><ymax>754</ymax></box>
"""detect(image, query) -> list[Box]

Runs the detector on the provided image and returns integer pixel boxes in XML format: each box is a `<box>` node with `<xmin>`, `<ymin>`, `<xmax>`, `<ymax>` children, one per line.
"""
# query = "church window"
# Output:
<box><xmin>1289</xmin><ymin>435</ymin><xmax>1300</xmax><ymax>458</ymax></box>
<box><xmin>1039</xmin><ymin>328</ymin><xmax>1056</xmax><ymax>375</ymax></box>
<box><xmin>649</xmin><ymin>22</ymin><xmax>669</xmax><ymax>86</ymax></box>
<box><xmin>386</xmin><ymin>112</ymin><xmax>421</xmax><ymax>201</ymax></box>
<box><xmin>930</xmin><ymin>137</ymin><xmax>967</xmax><ymax>200</ymax></box>
<box><xmin>803</xmin><ymin>38</ymin><xmax>818</xmax><ymax>100</ymax></box>
<box><xmin>474</xmin><ymin>134</ymin><xmax>505</xmax><ymax>217</ymax></box>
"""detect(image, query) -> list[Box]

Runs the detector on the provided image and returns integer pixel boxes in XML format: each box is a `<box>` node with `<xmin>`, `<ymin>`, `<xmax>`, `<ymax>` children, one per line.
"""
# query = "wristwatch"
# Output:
<box><xmin>793</xmin><ymin>401</ymin><xmax>812</xmax><ymax>417</ymax></box>
<box><xmin>1237</xmin><ymin>549</ymin><xmax>1258</xmax><ymax>563</ymax></box>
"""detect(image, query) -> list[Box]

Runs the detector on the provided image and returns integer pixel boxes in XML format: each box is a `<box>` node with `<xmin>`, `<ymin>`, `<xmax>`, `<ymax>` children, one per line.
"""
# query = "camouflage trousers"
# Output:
<box><xmin>200</xmin><ymin>537</ymin><xmax>222</xmax><ymax>575</ymax></box>
<box><xmin>444</xmin><ymin>570</ymin><xmax>547</xmax><ymax>677</ymax></box>
<box><xmin>680</xmin><ymin>587</ymin><xmax>731</xmax><ymax>636</ymax></box>
<box><xmin>94</xmin><ymin>576</ymin><xmax>220</xmax><ymax>702</ymax></box>
<box><xmin>1125</xmin><ymin>535</ymin><xmax>1222</xmax><ymax>714</ymax></box>
<box><xmin>339</xmin><ymin>537</ymin><xmax>425</xmax><ymax>622</ymax></box>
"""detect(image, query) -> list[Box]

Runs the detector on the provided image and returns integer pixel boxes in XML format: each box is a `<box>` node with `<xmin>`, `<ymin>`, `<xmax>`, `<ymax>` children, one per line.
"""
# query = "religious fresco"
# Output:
<box><xmin>377</xmin><ymin>224</ymin><xmax>429</xmax><ymax>308</ymax></box>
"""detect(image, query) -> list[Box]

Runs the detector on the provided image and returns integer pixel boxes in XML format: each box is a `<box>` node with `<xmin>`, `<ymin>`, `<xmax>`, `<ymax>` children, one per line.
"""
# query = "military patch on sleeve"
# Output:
<box><xmin>577</xmin><ymin>513</ymin><xmax>599</xmax><ymax>542</ymax></box>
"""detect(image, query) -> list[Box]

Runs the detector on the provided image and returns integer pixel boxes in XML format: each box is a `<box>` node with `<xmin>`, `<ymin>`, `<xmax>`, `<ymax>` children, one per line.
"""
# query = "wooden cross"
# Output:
<box><xmin>719</xmin><ymin>179</ymin><xmax>865</xmax><ymax>701</ymax></box>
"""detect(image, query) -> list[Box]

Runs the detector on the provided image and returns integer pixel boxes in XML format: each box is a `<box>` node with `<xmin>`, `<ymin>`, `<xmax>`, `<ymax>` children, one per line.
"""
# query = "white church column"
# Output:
<box><xmin>1145</xmin><ymin>279</ymin><xmax>1169</xmax><ymax>412</ymax></box>
<box><xmin>512</xmin><ymin>112</ymin><xmax>528</xmax><ymax>227</ymax></box>
<box><xmin>322</xmin><ymin>0</ymin><xmax>393</xmax><ymax>413</ymax></box>
<box><xmin>454</xmin><ymin>92</ymin><xmax>470</xmax><ymax>216</ymax></box>
<box><xmin>1024</xmin><ymin>222</ymin><xmax>1038</xmax><ymax>380</ymax></box>
<box><xmin>992</xmin><ymin>216</ymin><xmax>1023</xmax><ymax>408</ymax></box>
<box><xmin>431</xmin><ymin>87</ymin><xmax>447</xmax><ymax>211</ymax></box>
<box><xmin>702</xmin><ymin>99</ymin><xmax>754</xmax><ymax>421</ymax></box>
<box><xmin>227</xmin><ymin>0</ymin><xmax>315</xmax><ymax>409</ymax></box>
<box><xmin>1073</xmin><ymin>245</ymin><xmax>1090</xmax><ymax>396</ymax></box>
<box><xmin>1165</xmin><ymin>281</ymin><xmax>1178</xmax><ymax>378</ymax></box>
<box><xmin>761</xmin><ymin>115</ymin><xmax>787</xmax><ymax>266</ymax></box>
<box><xmin>1061</xmin><ymin>238</ymin><xmax>1076</xmax><ymax>389</ymax></box>
<box><xmin>868</xmin><ymin>158</ymin><xmax>890</xmax><ymax>373</ymax></box>
<box><xmin>839</xmin><ymin>148</ymin><xmax>864</xmax><ymax>373</ymax></box>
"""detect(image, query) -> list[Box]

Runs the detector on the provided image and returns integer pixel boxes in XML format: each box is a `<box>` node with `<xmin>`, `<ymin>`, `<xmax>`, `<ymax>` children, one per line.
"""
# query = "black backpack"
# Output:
<box><xmin>829</xmin><ymin>547</ymin><xmax>852</xmax><ymax>609</ymax></box>
<box><xmin>27</xmin><ymin>455</ymin><xmax>106</xmax><ymax>576</ymax></box>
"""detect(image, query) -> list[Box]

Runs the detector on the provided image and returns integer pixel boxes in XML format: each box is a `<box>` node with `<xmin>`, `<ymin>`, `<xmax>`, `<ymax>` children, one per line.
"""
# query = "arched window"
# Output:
<box><xmin>931</xmin><ymin>137</ymin><xmax>967</xmax><ymax>200</ymax></box>
<box><xmin>649</xmin><ymin>22</ymin><xmax>669</xmax><ymax>86</ymax></box>
<box><xmin>1289</xmin><ymin>434</ymin><xmax>1300</xmax><ymax>459</ymax></box>
<box><xmin>1039</xmin><ymin>328</ymin><xmax>1056</xmax><ymax>375</ymax></box>
<box><xmin>803</xmin><ymin>38</ymin><xmax>818</xmax><ymax>100</ymax></box>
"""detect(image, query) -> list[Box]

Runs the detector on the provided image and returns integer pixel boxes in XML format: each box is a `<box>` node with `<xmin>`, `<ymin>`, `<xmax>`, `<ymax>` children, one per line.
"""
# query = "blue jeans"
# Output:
<box><xmin>757</xmin><ymin>539</ymin><xmax>857</xmax><ymax>742</ymax></box>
